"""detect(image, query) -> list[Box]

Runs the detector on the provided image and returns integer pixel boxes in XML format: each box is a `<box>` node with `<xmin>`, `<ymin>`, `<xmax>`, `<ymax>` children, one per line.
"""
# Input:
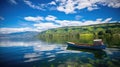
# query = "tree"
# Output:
<box><xmin>98</xmin><ymin>31</ymin><xmax>104</xmax><ymax>35</ymax></box>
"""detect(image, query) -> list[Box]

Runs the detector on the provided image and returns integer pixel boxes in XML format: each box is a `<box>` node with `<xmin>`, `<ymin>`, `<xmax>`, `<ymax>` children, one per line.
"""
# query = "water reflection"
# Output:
<box><xmin>0</xmin><ymin>39</ymin><xmax>120</xmax><ymax>67</ymax></box>
<box><xmin>67</xmin><ymin>47</ymin><xmax>107</xmax><ymax>59</ymax></box>
<box><xmin>39</xmin><ymin>34</ymin><xmax>120</xmax><ymax>47</ymax></box>
<box><xmin>24</xmin><ymin>45</ymin><xmax>63</xmax><ymax>63</ymax></box>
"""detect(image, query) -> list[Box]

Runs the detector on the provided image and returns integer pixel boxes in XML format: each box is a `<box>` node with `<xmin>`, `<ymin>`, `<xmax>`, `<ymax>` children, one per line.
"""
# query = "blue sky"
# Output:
<box><xmin>0</xmin><ymin>0</ymin><xmax>120</xmax><ymax>34</ymax></box>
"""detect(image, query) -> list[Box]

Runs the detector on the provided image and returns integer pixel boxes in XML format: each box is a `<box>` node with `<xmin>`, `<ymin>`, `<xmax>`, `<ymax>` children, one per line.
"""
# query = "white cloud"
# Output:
<box><xmin>55</xmin><ymin>20</ymin><xmax>81</xmax><ymax>26</ymax></box>
<box><xmin>56</xmin><ymin>0</ymin><xmax>76</xmax><ymax>14</ymax></box>
<box><xmin>55</xmin><ymin>20</ymin><xmax>83</xmax><ymax>26</ymax></box>
<box><xmin>48</xmin><ymin>1</ymin><xmax>56</xmax><ymax>5</ymax></box>
<box><xmin>24</xmin><ymin>15</ymin><xmax>112</xmax><ymax>32</ymax></box>
<box><xmin>103</xmin><ymin>18</ymin><xmax>112</xmax><ymax>23</ymax></box>
<box><xmin>0</xmin><ymin>27</ymin><xmax>38</xmax><ymax>34</ymax></box>
<box><xmin>23</xmin><ymin>0</ymin><xmax>120</xmax><ymax>14</ymax></box>
<box><xmin>24</xmin><ymin>15</ymin><xmax>112</xmax><ymax>31</ymax></box>
<box><xmin>24</xmin><ymin>15</ymin><xmax>57</xmax><ymax>22</ymax></box>
<box><xmin>56</xmin><ymin>0</ymin><xmax>120</xmax><ymax>14</ymax></box>
<box><xmin>23</xmin><ymin>0</ymin><xmax>44</xmax><ymax>10</ymax></box>
<box><xmin>24</xmin><ymin>16</ymin><xmax>44</xmax><ymax>22</ymax></box>
<box><xmin>45</xmin><ymin>15</ymin><xmax>57</xmax><ymax>21</ymax></box>
<box><xmin>80</xmin><ymin>18</ymin><xmax>112</xmax><ymax>25</ymax></box>
<box><xmin>34</xmin><ymin>23</ymin><xmax>60</xmax><ymax>31</ymax></box>
<box><xmin>0</xmin><ymin>17</ymin><xmax>113</xmax><ymax>34</ymax></box>
<box><xmin>55</xmin><ymin>20</ymin><xmax>79</xmax><ymax>27</ymax></box>
<box><xmin>0</xmin><ymin>16</ymin><xmax>4</xmax><ymax>20</ymax></box>
<box><xmin>99</xmin><ymin>0</ymin><xmax>120</xmax><ymax>8</ymax></box>
<box><xmin>55</xmin><ymin>18</ymin><xmax>112</xmax><ymax>26</ymax></box>
<box><xmin>9</xmin><ymin>0</ymin><xmax>17</xmax><ymax>5</ymax></box>
<box><xmin>87</xmin><ymin>6</ymin><xmax>99</xmax><ymax>11</ymax></box>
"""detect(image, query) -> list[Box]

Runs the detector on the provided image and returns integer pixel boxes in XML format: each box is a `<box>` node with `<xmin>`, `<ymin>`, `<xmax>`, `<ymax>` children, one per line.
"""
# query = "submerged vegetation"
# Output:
<box><xmin>37</xmin><ymin>23</ymin><xmax>120</xmax><ymax>47</ymax></box>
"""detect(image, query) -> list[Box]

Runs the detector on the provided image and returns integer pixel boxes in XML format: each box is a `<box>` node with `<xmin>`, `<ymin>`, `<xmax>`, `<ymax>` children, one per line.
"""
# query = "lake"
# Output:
<box><xmin>0</xmin><ymin>38</ymin><xmax>120</xmax><ymax>67</ymax></box>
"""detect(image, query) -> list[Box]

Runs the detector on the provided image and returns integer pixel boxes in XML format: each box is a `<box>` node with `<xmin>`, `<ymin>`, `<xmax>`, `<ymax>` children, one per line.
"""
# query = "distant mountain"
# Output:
<box><xmin>0</xmin><ymin>31</ymin><xmax>39</xmax><ymax>39</ymax></box>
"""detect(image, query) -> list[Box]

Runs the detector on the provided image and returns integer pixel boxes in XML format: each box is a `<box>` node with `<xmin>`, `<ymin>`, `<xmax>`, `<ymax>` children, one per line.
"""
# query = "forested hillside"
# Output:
<box><xmin>38</xmin><ymin>23</ymin><xmax>120</xmax><ymax>37</ymax></box>
<box><xmin>37</xmin><ymin>23</ymin><xmax>120</xmax><ymax>47</ymax></box>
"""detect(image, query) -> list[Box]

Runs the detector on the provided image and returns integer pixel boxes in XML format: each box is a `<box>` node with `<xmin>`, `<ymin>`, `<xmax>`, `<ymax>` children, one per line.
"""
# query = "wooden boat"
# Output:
<box><xmin>67</xmin><ymin>39</ymin><xmax>106</xmax><ymax>50</ymax></box>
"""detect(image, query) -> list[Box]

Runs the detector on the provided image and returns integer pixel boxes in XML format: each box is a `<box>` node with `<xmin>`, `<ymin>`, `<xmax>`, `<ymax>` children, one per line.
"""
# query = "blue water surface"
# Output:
<box><xmin>0</xmin><ymin>39</ymin><xmax>120</xmax><ymax>67</ymax></box>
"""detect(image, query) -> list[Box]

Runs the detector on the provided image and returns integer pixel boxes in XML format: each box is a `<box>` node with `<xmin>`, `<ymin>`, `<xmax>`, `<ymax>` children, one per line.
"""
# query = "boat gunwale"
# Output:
<box><xmin>67</xmin><ymin>42</ymin><xmax>92</xmax><ymax>47</ymax></box>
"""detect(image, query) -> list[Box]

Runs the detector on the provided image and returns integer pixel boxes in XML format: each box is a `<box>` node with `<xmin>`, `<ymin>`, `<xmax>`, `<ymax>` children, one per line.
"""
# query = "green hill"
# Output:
<box><xmin>37</xmin><ymin>23</ymin><xmax>120</xmax><ymax>47</ymax></box>
<box><xmin>38</xmin><ymin>23</ymin><xmax>120</xmax><ymax>37</ymax></box>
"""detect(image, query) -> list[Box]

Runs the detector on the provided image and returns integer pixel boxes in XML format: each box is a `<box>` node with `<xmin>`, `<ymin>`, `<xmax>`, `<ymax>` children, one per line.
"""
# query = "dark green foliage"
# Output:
<box><xmin>98</xmin><ymin>31</ymin><xmax>104</xmax><ymax>35</ymax></box>
<box><xmin>105</xmin><ymin>30</ymin><xmax>111</xmax><ymax>33</ymax></box>
<box><xmin>38</xmin><ymin>23</ymin><xmax>120</xmax><ymax>37</ymax></box>
<box><xmin>37</xmin><ymin>23</ymin><xmax>120</xmax><ymax>47</ymax></box>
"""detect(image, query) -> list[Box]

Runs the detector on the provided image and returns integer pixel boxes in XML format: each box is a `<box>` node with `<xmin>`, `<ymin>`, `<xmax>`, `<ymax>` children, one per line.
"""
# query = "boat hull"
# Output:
<box><xmin>67</xmin><ymin>43</ymin><xmax>106</xmax><ymax>50</ymax></box>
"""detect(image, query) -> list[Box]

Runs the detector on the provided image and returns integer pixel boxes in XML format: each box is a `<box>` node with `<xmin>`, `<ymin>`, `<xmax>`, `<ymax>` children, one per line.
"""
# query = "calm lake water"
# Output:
<box><xmin>0</xmin><ymin>38</ymin><xmax>120</xmax><ymax>67</ymax></box>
